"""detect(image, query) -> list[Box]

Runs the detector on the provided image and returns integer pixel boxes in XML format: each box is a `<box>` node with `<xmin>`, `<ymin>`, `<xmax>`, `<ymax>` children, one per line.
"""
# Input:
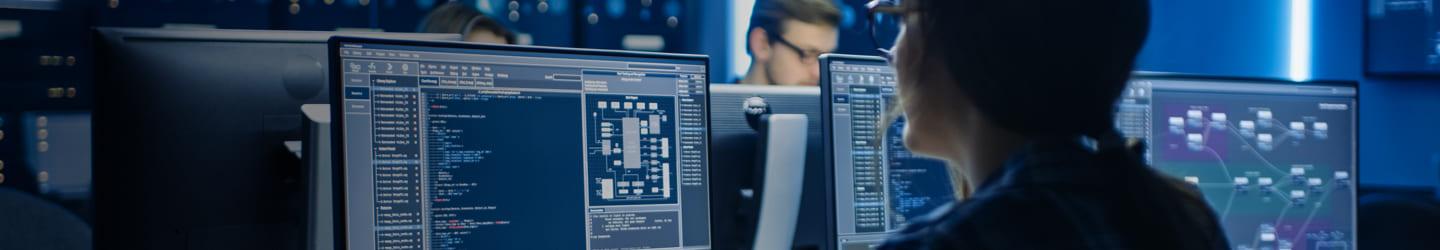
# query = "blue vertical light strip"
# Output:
<box><xmin>1289</xmin><ymin>0</ymin><xmax>1312</xmax><ymax>82</ymax></box>
<box><xmin>731</xmin><ymin>0</ymin><xmax>756</xmax><ymax>80</ymax></box>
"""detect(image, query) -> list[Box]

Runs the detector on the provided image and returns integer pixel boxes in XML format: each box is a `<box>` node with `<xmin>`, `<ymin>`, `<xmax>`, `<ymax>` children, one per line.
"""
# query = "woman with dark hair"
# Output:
<box><xmin>418</xmin><ymin>2</ymin><xmax>516</xmax><ymax>44</ymax></box>
<box><xmin>866</xmin><ymin>0</ymin><xmax>1231</xmax><ymax>249</ymax></box>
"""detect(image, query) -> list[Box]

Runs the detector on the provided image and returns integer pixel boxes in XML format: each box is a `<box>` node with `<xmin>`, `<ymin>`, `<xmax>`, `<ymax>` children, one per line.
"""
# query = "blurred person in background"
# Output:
<box><xmin>418</xmin><ymin>2</ymin><xmax>516</xmax><ymax>44</ymax></box>
<box><xmin>738</xmin><ymin>0</ymin><xmax>840</xmax><ymax>86</ymax></box>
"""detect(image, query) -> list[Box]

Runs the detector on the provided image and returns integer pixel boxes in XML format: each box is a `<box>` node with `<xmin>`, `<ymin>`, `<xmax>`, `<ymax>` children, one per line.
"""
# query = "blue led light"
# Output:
<box><xmin>664</xmin><ymin>0</ymin><xmax>680</xmax><ymax>18</ymax></box>
<box><xmin>607</xmin><ymin>0</ymin><xmax>627</xmax><ymax>19</ymax></box>
<box><xmin>1289</xmin><ymin>0</ymin><xmax>1311</xmax><ymax>82</ymax></box>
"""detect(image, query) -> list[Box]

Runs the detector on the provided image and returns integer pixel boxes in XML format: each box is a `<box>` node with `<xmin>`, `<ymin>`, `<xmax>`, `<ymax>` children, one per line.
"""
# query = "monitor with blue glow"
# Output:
<box><xmin>1117</xmin><ymin>74</ymin><xmax>1358</xmax><ymax>250</ymax></box>
<box><xmin>329</xmin><ymin>37</ymin><xmax>712</xmax><ymax>250</ymax></box>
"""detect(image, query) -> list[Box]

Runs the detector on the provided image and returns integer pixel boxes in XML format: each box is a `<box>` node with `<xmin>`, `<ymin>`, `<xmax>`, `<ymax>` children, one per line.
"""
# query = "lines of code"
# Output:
<box><xmin>843</xmin><ymin>85</ymin><xmax>886</xmax><ymax>233</ymax></box>
<box><xmin>340</xmin><ymin>44</ymin><xmax>711</xmax><ymax>250</ymax></box>
<box><xmin>422</xmin><ymin>88</ymin><xmax>585</xmax><ymax>249</ymax></box>
<box><xmin>368</xmin><ymin>75</ymin><xmax>425</xmax><ymax>250</ymax></box>
<box><xmin>882</xmin><ymin>115</ymin><xmax>953</xmax><ymax>229</ymax></box>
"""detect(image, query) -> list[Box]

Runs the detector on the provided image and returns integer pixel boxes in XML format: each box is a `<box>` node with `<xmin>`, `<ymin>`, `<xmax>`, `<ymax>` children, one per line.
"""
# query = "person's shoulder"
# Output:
<box><xmin>953</xmin><ymin>186</ymin><xmax>1089</xmax><ymax>223</ymax></box>
<box><xmin>881</xmin><ymin>167</ymin><xmax>1230</xmax><ymax>249</ymax></box>
<box><xmin>921</xmin><ymin>188</ymin><xmax>1093</xmax><ymax>248</ymax></box>
<box><xmin>952</xmin><ymin>187</ymin><xmax>1059</xmax><ymax>215</ymax></box>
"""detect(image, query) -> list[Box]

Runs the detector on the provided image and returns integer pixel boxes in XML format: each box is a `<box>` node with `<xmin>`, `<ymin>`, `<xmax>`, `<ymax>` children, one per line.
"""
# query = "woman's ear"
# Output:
<box><xmin>748</xmin><ymin>28</ymin><xmax>773</xmax><ymax>63</ymax></box>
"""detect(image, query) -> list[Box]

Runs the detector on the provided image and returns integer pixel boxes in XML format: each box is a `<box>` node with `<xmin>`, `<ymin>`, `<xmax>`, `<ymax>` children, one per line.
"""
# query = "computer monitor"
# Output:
<box><xmin>707</xmin><ymin>84</ymin><xmax>826</xmax><ymax>249</ymax></box>
<box><xmin>1117</xmin><ymin>73</ymin><xmax>1357</xmax><ymax>250</ymax></box>
<box><xmin>329</xmin><ymin>37</ymin><xmax>712</xmax><ymax>249</ymax></box>
<box><xmin>820</xmin><ymin>54</ymin><xmax>955</xmax><ymax>250</ymax></box>
<box><xmin>93</xmin><ymin>28</ymin><xmax>459</xmax><ymax>248</ymax></box>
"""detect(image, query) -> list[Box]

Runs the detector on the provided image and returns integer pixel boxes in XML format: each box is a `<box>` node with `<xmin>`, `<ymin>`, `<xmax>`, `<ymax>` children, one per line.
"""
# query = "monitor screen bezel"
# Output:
<box><xmin>327</xmin><ymin>36</ymin><xmax>712</xmax><ymax>250</ymax></box>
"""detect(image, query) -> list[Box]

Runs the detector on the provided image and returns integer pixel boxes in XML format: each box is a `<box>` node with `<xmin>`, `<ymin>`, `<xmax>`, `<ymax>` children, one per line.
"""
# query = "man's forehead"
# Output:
<box><xmin>779</xmin><ymin>19</ymin><xmax>839</xmax><ymax>50</ymax></box>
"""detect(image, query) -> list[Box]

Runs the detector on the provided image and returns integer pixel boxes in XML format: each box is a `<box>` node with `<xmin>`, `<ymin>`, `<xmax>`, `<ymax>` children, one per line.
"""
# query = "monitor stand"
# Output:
<box><xmin>301</xmin><ymin>104</ymin><xmax>333</xmax><ymax>250</ymax></box>
<box><xmin>751</xmin><ymin>114</ymin><xmax>808</xmax><ymax>249</ymax></box>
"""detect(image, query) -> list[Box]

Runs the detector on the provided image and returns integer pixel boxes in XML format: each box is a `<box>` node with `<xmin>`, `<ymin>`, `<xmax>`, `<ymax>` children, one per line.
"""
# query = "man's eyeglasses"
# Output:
<box><xmin>867</xmin><ymin>0</ymin><xmax>910</xmax><ymax>61</ymax></box>
<box><xmin>766</xmin><ymin>30</ymin><xmax>826</xmax><ymax>65</ymax></box>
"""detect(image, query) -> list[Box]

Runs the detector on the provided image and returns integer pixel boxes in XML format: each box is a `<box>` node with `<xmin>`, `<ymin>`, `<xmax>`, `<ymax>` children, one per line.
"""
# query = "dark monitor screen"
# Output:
<box><xmin>1117</xmin><ymin>74</ymin><xmax>1357</xmax><ymax>250</ymax></box>
<box><xmin>820</xmin><ymin>54</ymin><xmax>955</xmax><ymax>250</ymax></box>
<box><xmin>93</xmin><ymin>28</ymin><xmax>459</xmax><ymax>248</ymax></box>
<box><xmin>330</xmin><ymin>37</ymin><xmax>712</xmax><ymax>250</ymax></box>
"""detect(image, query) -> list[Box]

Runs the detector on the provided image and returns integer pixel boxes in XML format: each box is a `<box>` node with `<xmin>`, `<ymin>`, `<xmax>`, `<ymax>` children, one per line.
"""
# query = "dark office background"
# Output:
<box><xmin>2</xmin><ymin>0</ymin><xmax>1440</xmax><ymax>248</ymax></box>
